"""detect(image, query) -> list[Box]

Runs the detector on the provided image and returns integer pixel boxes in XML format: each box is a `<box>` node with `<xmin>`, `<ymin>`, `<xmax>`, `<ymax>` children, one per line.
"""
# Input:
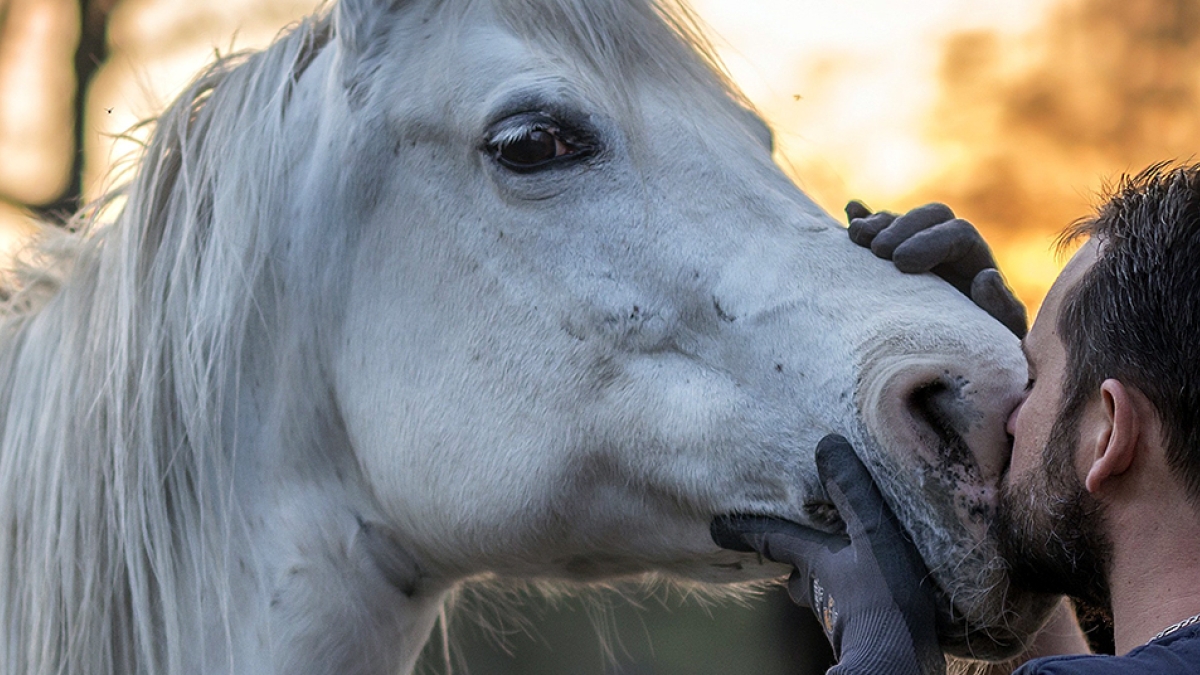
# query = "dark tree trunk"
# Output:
<box><xmin>32</xmin><ymin>0</ymin><xmax>117</xmax><ymax>224</ymax></box>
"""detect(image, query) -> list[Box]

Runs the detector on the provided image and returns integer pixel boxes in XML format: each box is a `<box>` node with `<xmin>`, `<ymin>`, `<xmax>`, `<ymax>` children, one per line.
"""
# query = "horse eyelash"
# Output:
<box><xmin>485</xmin><ymin>112</ymin><xmax>596</xmax><ymax>153</ymax></box>
<box><xmin>490</xmin><ymin>121</ymin><xmax>558</xmax><ymax>148</ymax></box>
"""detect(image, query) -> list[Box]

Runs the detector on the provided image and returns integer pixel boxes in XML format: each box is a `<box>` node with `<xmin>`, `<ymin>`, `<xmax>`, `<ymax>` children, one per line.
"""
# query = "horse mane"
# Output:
<box><xmin>492</xmin><ymin>0</ymin><xmax>743</xmax><ymax>105</ymax></box>
<box><xmin>0</xmin><ymin>1</ymin><xmax>747</xmax><ymax>673</ymax></box>
<box><xmin>0</xmin><ymin>11</ymin><xmax>335</xmax><ymax>673</ymax></box>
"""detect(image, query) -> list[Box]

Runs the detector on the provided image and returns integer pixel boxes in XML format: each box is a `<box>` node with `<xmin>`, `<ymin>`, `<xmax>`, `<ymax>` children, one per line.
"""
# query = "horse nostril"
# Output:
<box><xmin>906</xmin><ymin>377</ymin><xmax>973</xmax><ymax>467</ymax></box>
<box><xmin>910</xmin><ymin>380</ymin><xmax>952</xmax><ymax>444</ymax></box>
<box><xmin>860</xmin><ymin>352</ymin><xmax>1019</xmax><ymax>483</ymax></box>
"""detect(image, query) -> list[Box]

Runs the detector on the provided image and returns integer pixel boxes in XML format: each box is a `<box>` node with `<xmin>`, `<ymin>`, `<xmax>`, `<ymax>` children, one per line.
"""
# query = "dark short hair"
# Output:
<box><xmin>1058</xmin><ymin>162</ymin><xmax>1200</xmax><ymax>503</ymax></box>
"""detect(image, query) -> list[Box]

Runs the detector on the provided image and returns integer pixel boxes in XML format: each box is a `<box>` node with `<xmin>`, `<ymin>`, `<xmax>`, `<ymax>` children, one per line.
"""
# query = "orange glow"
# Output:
<box><xmin>690</xmin><ymin>0</ymin><xmax>1200</xmax><ymax>316</ymax></box>
<box><xmin>692</xmin><ymin>0</ymin><xmax>1073</xmax><ymax>314</ymax></box>
<box><xmin>83</xmin><ymin>0</ymin><xmax>321</xmax><ymax>199</ymax></box>
<box><xmin>1</xmin><ymin>0</ymin><xmax>1194</xmax><ymax>314</ymax></box>
<box><xmin>903</xmin><ymin>0</ymin><xmax>1200</xmax><ymax>315</ymax></box>
<box><xmin>0</xmin><ymin>0</ymin><xmax>79</xmax><ymax>205</ymax></box>
<box><xmin>0</xmin><ymin>201</ymin><xmax>39</xmax><ymax>262</ymax></box>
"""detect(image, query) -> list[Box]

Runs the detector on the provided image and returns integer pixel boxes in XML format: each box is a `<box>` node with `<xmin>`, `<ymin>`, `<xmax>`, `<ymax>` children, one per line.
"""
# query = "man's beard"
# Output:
<box><xmin>994</xmin><ymin>405</ymin><xmax>1113</xmax><ymax>609</ymax></box>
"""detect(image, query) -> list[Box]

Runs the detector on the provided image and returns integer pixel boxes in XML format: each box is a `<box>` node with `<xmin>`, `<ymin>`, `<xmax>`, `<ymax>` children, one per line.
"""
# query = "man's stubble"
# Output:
<box><xmin>994</xmin><ymin>404</ymin><xmax>1113</xmax><ymax>610</ymax></box>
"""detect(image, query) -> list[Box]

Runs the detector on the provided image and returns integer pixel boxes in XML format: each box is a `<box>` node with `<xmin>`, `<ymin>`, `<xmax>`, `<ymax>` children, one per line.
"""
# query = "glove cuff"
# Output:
<box><xmin>831</xmin><ymin>608</ymin><xmax>943</xmax><ymax>675</ymax></box>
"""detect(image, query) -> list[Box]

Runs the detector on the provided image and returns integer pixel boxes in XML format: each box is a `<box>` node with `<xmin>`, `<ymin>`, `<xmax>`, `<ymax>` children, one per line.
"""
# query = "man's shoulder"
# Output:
<box><xmin>1014</xmin><ymin>624</ymin><xmax>1200</xmax><ymax>674</ymax></box>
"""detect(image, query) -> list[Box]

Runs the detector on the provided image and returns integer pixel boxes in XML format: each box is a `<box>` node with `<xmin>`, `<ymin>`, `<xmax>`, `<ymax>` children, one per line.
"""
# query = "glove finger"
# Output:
<box><xmin>844</xmin><ymin>200</ymin><xmax>873</xmax><ymax>222</ymax></box>
<box><xmin>848</xmin><ymin>211</ymin><xmax>897</xmax><ymax>248</ymax></box>
<box><xmin>817</xmin><ymin>437</ymin><xmax>945</xmax><ymax>616</ymax></box>
<box><xmin>971</xmin><ymin>269</ymin><xmax>1028</xmax><ymax>338</ymax></box>
<box><xmin>710</xmin><ymin>514</ymin><xmax>846</xmax><ymax>563</ymax></box>
<box><xmin>814</xmin><ymin>435</ymin><xmax>904</xmax><ymax>548</ymax></box>
<box><xmin>870</xmin><ymin>203</ymin><xmax>956</xmax><ymax>259</ymax></box>
<box><xmin>891</xmin><ymin>219</ymin><xmax>995</xmax><ymax>274</ymax></box>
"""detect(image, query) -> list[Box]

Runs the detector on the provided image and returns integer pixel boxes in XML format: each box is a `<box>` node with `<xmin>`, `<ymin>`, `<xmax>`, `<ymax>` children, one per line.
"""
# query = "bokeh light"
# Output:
<box><xmin>0</xmin><ymin>0</ymin><xmax>79</xmax><ymax>205</ymax></box>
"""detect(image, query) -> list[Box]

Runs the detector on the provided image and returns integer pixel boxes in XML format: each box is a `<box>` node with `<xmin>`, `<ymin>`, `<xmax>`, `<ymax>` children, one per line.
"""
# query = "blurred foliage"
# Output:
<box><xmin>906</xmin><ymin>0</ymin><xmax>1200</xmax><ymax>311</ymax></box>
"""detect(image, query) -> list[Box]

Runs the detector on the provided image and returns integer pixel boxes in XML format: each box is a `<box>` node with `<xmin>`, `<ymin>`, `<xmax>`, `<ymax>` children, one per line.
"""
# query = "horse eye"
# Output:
<box><xmin>500</xmin><ymin>129</ymin><xmax>563</xmax><ymax>167</ymax></box>
<box><xmin>488</xmin><ymin>119</ymin><xmax>592</xmax><ymax>172</ymax></box>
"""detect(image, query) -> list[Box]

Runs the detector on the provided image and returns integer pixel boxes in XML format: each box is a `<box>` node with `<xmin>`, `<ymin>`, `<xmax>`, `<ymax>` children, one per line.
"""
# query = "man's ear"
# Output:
<box><xmin>1084</xmin><ymin>378</ymin><xmax>1138</xmax><ymax>494</ymax></box>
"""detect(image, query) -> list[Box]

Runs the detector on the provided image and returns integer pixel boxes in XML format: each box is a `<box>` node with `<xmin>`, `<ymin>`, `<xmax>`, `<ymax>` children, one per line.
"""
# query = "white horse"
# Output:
<box><xmin>0</xmin><ymin>0</ymin><xmax>1055</xmax><ymax>673</ymax></box>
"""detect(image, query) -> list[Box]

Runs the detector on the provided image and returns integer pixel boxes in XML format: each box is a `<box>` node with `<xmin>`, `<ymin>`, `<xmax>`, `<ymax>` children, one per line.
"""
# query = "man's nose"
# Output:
<box><xmin>1005</xmin><ymin>396</ymin><xmax>1026</xmax><ymax>437</ymax></box>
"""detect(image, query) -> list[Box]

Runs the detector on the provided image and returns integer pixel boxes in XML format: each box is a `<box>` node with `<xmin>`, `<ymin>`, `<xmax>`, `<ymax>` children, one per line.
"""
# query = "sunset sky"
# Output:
<box><xmin>2</xmin><ymin>0</ymin><xmax>1195</xmax><ymax>314</ymax></box>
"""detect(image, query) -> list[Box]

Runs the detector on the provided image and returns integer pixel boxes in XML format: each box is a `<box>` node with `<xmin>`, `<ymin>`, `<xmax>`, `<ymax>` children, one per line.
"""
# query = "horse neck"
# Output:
<box><xmin>0</xmin><ymin>270</ymin><xmax>451</xmax><ymax>675</ymax></box>
<box><xmin>206</xmin><ymin>326</ymin><xmax>454</xmax><ymax>675</ymax></box>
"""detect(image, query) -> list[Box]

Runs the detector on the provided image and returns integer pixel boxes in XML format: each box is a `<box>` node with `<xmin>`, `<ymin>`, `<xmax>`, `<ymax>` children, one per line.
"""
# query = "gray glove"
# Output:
<box><xmin>712</xmin><ymin>435</ymin><xmax>946</xmax><ymax>675</ymax></box>
<box><xmin>844</xmin><ymin>201</ymin><xmax>1027</xmax><ymax>338</ymax></box>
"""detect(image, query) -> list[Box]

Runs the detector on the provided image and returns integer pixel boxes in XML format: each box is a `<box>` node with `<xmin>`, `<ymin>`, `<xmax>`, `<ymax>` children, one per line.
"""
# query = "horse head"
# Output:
<box><xmin>0</xmin><ymin>0</ymin><xmax>1054</xmax><ymax>673</ymax></box>
<box><xmin>306</xmin><ymin>0</ymin><xmax>1053</xmax><ymax>661</ymax></box>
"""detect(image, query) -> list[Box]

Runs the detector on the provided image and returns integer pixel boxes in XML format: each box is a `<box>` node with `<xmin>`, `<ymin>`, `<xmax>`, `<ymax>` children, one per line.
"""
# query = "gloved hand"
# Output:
<box><xmin>844</xmin><ymin>200</ymin><xmax>1027</xmax><ymax>338</ymax></box>
<box><xmin>711</xmin><ymin>435</ymin><xmax>946</xmax><ymax>675</ymax></box>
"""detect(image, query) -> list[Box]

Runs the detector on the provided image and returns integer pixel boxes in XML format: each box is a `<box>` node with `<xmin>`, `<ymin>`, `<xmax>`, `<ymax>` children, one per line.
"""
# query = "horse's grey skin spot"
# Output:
<box><xmin>911</xmin><ymin>375</ymin><xmax>995</xmax><ymax>526</ymax></box>
<box><xmin>588</xmin><ymin>354</ymin><xmax>621</xmax><ymax>393</ymax></box>
<box><xmin>712</xmin><ymin>297</ymin><xmax>736</xmax><ymax>322</ymax></box>
<box><xmin>561</xmin><ymin>319</ymin><xmax>587</xmax><ymax>341</ymax></box>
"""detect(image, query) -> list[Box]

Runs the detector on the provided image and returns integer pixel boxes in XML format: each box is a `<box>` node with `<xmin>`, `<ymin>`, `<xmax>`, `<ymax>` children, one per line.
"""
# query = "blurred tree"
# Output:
<box><xmin>0</xmin><ymin>0</ymin><xmax>118</xmax><ymax>223</ymax></box>
<box><xmin>37</xmin><ymin>0</ymin><xmax>119</xmax><ymax>221</ymax></box>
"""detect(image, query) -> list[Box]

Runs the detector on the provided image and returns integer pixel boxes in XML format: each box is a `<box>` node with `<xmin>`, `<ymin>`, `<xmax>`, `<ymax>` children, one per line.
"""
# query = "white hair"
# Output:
<box><xmin>0</xmin><ymin>9</ymin><xmax>334</xmax><ymax>672</ymax></box>
<box><xmin>0</xmin><ymin>1</ymin><xmax>749</xmax><ymax>673</ymax></box>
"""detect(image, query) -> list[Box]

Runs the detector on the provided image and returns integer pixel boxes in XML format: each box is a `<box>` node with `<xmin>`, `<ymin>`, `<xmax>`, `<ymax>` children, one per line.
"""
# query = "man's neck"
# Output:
<box><xmin>1107</xmin><ymin>490</ymin><xmax>1200</xmax><ymax>653</ymax></box>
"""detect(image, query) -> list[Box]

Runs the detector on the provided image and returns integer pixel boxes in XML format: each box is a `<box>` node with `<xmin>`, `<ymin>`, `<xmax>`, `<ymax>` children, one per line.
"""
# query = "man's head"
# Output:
<box><xmin>996</xmin><ymin>162</ymin><xmax>1200</xmax><ymax>606</ymax></box>
<box><xmin>1057</xmin><ymin>163</ymin><xmax>1200</xmax><ymax>504</ymax></box>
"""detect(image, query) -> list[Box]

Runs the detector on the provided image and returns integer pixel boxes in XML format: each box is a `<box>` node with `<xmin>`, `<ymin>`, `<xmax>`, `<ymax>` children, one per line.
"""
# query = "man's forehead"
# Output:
<box><xmin>1042</xmin><ymin>239</ymin><xmax>1099</xmax><ymax>318</ymax></box>
<box><xmin>1059</xmin><ymin>237</ymin><xmax>1102</xmax><ymax>284</ymax></box>
<box><xmin>1023</xmin><ymin>237</ymin><xmax>1101</xmax><ymax>360</ymax></box>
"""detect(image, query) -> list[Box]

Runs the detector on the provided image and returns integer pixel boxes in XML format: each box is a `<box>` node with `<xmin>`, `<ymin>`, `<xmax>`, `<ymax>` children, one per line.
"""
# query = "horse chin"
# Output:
<box><xmin>936</xmin><ymin>590</ymin><xmax>1062</xmax><ymax>661</ymax></box>
<box><xmin>889</xmin><ymin>475</ymin><xmax>1060</xmax><ymax>659</ymax></box>
<box><xmin>915</xmin><ymin>491</ymin><xmax>1062</xmax><ymax>660</ymax></box>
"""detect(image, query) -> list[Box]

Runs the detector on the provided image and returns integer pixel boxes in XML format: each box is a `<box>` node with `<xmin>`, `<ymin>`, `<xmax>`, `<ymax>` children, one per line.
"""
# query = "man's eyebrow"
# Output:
<box><xmin>1019</xmin><ymin>340</ymin><xmax>1036</xmax><ymax>370</ymax></box>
